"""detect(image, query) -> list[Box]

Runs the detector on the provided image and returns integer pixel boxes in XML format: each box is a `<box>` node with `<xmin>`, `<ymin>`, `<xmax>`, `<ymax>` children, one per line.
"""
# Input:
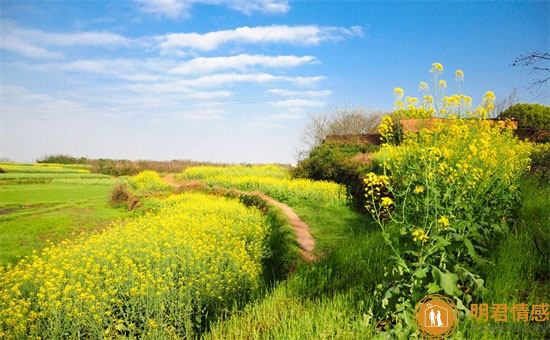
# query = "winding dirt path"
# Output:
<box><xmin>162</xmin><ymin>175</ymin><xmax>316</xmax><ymax>262</ymax></box>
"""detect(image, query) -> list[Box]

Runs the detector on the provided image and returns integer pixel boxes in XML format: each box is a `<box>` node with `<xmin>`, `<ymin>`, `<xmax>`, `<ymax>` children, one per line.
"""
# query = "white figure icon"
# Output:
<box><xmin>429</xmin><ymin>309</ymin><xmax>436</xmax><ymax>326</ymax></box>
<box><xmin>436</xmin><ymin>310</ymin><xmax>443</xmax><ymax>326</ymax></box>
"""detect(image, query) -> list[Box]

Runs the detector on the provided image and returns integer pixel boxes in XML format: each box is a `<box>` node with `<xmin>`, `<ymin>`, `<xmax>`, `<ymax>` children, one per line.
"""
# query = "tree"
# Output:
<box><xmin>512</xmin><ymin>51</ymin><xmax>550</xmax><ymax>90</ymax></box>
<box><xmin>297</xmin><ymin>106</ymin><xmax>384</xmax><ymax>158</ymax></box>
<box><xmin>493</xmin><ymin>87</ymin><xmax>521</xmax><ymax>117</ymax></box>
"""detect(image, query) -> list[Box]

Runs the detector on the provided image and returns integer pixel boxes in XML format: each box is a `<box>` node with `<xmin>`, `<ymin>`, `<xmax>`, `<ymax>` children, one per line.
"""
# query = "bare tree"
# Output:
<box><xmin>297</xmin><ymin>106</ymin><xmax>385</xmax><ymax>159</ymax></box>
<box><xmin>512</xmin><ymin>51</ymin><xmax>550</xmax><ymax>90</ymax></box>
<box><xmin>493</xmin><ymin>87</ymin><xmax>521</xmax><ymax>117</ymax></box>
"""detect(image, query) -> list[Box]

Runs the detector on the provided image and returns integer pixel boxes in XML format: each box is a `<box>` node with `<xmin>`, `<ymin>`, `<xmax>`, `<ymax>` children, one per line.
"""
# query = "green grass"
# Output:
<box><xmin>0</xmin><ymin>179</ymin><xmax>134</xmax><ymax>266</ymax></box>
<box><xmin>205</xmin><ymin>177</ymin><xmax>550</xmax><ymax>339</ymax></box>
<box><xmin>206</xmin><ymin>201</ymin><xmax>391</xmax><ymax>339</ymax></box>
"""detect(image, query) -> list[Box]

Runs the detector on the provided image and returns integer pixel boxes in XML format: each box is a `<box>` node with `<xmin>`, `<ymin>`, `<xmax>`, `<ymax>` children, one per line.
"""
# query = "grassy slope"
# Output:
<box><xmin>205</xmin><ymin>200</ymin><xmax>391</xmax><ymax>339</ymax></box>
<box><xmin>0</xmin><ymin>179</ymin><xmax>133</xmax><ymax>266</ymax></box>
<box><xmin>206</xmin><ymin>177</ymin><xmax>550</xmax><ymax>339</ymax></box>
<box><xmin>456</xmin><ymin>177</ymin><xmax>550</xmax><ymax>339</ymax></box>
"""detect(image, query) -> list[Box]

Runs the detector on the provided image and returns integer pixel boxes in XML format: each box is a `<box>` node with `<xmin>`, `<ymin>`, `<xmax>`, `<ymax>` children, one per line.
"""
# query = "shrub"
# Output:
<box><xmin>126</xmin><ymin>171</ymin><xmax>171</xmax><ymax>195</ymax></box>
<box><xmin>291</xmin><ymin>142</ymin><xmax>379</xmax><ymax>211</ymax></box>
<box><xmin>109</xmin><ymin>183</ymin><xmax>131</xmax><ymax>207</ymax></box>
<box><xmin>530</xmin><ymin>143</ymin><xmax>550</xmax><ymax>183</ymax></box>
<box><xmin>499</xmin><ymin>103</ymin><xmax>550</xmax><ymax>142</ymax></box>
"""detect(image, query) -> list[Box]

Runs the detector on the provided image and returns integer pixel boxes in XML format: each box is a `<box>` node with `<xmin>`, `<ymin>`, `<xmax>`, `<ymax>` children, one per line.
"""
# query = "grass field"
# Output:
<box><xmin>205</xmin><ymin>176</ymin><xmax>550</xmax><ymax>339</ymax></box>
<box><xmin>0</xmin><ymin>178</ymin><xmax>133</xmax><ymax>266</ymax></box>
<box><xmin>0</xmin><ymin>162</ymin><xmax>548</xmax><ymax>338</ymax></box>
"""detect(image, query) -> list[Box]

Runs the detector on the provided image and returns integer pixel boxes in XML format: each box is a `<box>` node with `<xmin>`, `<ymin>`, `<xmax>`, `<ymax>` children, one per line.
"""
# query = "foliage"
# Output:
<box><xmin>291</xmin><ymin>142</ymin><xmax>379</xmax><ymax>211</ymax></box>
<box><xmin>529</xmin><ymin>143</ymin><xmax>550</xmax><ymax>183</ymax></box>
<box><xmin>0</xmin><ymin>193</ymin><xmax>269</xmax><ymax>339</ymax></box>
<box><xmin>181</xmin><ymin>166</ymin><xmax>347</xmax><ymax>206</ymax></box>
<box><xmin>38</xmin><ymin>155</ymin><xmax>229</xmax><ymax>176</ymax></box>
<box><xmin>109</xmin><ymin>183</ymin><xmax>131</xmax><ymax>207</ymax></box>
<box><xmin>125</xmin><ymin>171</ymin><xmax>171</xmax><ymax>195</ymax></box>
<box><xmin>364</xmin><ymin>64</ymin><xmax>532</xmax><ymax>335</ymax></box>
<box><xmin>38</xmin><ymin>155</ymin><xmax>88</xmax><ymax>165</ymax></box>
<box><xmin>499</xmin><ymin>103</ymin><xmax>550</xmax><ymax>142</ymax></box>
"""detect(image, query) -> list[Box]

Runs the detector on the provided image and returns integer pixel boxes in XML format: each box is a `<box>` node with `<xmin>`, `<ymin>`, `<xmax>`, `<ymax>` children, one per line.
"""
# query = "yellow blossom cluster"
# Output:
<box><xmin>369</xmin><ymin>117</ymin><xmax>531</xmax><ymax>244</ymax></box>
<box><xmin>364</xmin><ymin>172</ymin><xmax>392</xmax><ymax>216</ymax></box>
<box><xmin>181</xmin><ymin>166</ymin><xmax>348</xmax><ymax>205</ymax></box>
<box><xmin>412</xmin><ymin>229</ymin><xmax>429</xmax><ymax>243</ymax></box>
<box><xmin>377</xmin><ymin>116</ymin><xmax>395</xmax><ymax>143</ymax></box>
<box><xmin>180</xmin><ymin>164</ymin><xmax>289</xmax><ymax>180</ymax></box>
<box><xmin>0</xmin><ymin>192</ymin><xmax>268</xmax><ymax>339</ymax></box>
<box><xmin>126</xmin><ymin>170</ymin><xmax>171</xmax><ymax>195</ymax></box>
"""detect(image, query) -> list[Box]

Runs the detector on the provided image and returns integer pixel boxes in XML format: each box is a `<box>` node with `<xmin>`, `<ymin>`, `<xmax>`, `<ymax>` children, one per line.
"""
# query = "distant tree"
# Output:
<box><xmin>493</xmin><ymin>87</ymin><xmax>521</xmax><ymax>117</ymax></box>
<box><xmin>298</xmin><ymin>106</ymin><xmax>384</xmax><ymax>158</ymax></box>
<box><xmin>512</xmin><ymin>51</ymin><xmax>550</xmax><ymax>90</ymax></box>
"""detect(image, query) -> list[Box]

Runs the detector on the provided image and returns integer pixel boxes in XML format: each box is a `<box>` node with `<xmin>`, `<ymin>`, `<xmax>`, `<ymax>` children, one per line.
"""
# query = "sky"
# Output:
<box><xmin>0</xmin><ymin>0</ymin><xmax>548</xmax><ymax>164</ymax></box>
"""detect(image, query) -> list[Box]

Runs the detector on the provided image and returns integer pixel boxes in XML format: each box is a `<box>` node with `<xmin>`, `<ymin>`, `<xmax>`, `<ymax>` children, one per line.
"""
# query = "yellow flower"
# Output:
<box><xmin>394</xmin><ymin>87</ymin><xmax>404</xmax><ymax>98</ymax></box>
<box><xmin>439</xmin><ymin>80</ymin><xmax>447</xmax><ymax>88</ymax></box>
<box><xmin>455</xmin><ymin>69</ymin><xmax>464</xmax><ymax>79</ymax></box>
<box><xmin>419</xmin><ymin>82</ymin><xmax>428</xmax><ymax>91</ymax></box>
<box><xmin>381</xmin><ymin>197</ymin><xmax>393</xmax><ymax>206</ymax></box>
<box><xmin>431</xmin><ymin>62</ymin><xmax>443</xmax><ymax>72</ymax></box>
<box><xmin>438</xmin><ymin>216</ymin><xmax>450</xmax><ymax>227</ymax></box>
<box><xmin>413</xmin><ymin>186</ymin><xmax>424</xmax><ymax>194</ymax></box>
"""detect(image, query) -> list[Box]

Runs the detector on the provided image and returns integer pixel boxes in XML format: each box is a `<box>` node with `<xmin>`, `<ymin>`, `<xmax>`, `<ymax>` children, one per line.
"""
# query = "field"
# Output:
<box><xmin>0</xmin><ymin>164</ymin><xmax>131</xmax><ymax>266</ymax></box>
<box><xmin>1</xmin><ymin>120</ymin><xmax>549</xmax><ymax>339</ymax></box>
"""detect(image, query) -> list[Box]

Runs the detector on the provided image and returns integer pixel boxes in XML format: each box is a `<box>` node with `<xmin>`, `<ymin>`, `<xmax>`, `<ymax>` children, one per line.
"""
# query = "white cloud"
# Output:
<box><xmin>122</xmin><ymin>73</ymin><xmax>324</xmax><ymax>93</ymax></box>
<box><xmin>170</xmin><ymin>54</ymin><xmax>317</xmax><ymax>74</ymax></box>
<box><xmin>0</xmin><ymin>36</ymin><xmax>62</xmax><ymax>59</ymax></box>
<box><xmin>136</xmin><ymin>0</ymin><xmax>190</xmax><ymax>18</ymax></box>
<box><xmin>0</xmin><ymin>21</ymin><xmax>130</xmax><ymax>58</ymax></box>
<box><xmin>159</xmin><ymin>25</ymin><xmax>363</xmax><ymax>51</ymax></box>
<box><xmin>0</xmin><ymin>85</ymin><xmax>85</xmax><ymax>115</ymax></box>
<box><xmin>136</xmin><ymin>0</ymin><xmax>288</xmax><ymax>18</ymax></box>
<box><xmin>267</xmin><ymin>88</ymin><xmax>332</xmax><ymax>97</ymax></box>
<box><xmin>271</xmin><ymin>98</ymin><xmax>326</xmax><ymax>108</ymax></box>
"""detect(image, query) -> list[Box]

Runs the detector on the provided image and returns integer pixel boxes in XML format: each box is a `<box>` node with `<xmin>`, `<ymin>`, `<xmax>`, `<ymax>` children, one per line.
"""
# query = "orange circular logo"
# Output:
<box><xmin>414</xmin><ymin>294</ymin><xmax>459</xmax><ymax>339</ymax></box>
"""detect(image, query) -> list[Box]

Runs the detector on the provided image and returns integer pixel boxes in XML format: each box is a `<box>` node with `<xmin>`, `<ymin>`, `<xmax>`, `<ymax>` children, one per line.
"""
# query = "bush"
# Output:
<box><xmin>499</xmin><ymin>103</ymin><xmax>550</xmax><ymax>142</ymax></box>
<box><xmin>291</xmin><ymin>142</ymin><xmax>379</xmax><ymax>211</ymax></box>
<box><xmin>126</xmin><ymin>171</ymin><xmax>171</xmax><ymax>195</ymax></box>
<box><xmin>530</xmin><ymin>143</ymin><xmax>550</xmax><ymax>183</ymax></box>
<box><xmin>109</xmin><ymin>183</ymin><xmax>131</xmax><ymax>207</ymax></box>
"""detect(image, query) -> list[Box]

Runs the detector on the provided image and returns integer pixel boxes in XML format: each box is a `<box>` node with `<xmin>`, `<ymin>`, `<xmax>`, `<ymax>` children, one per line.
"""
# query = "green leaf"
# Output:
<box><xmin>431</xmin><ymin>266</ymin><xmax>460</xmax><ymax>296</ymax></box>
<box><xmin>427</xmin><ymin>282</ymin><xmax>441</xmax><ymax>294</ymax></box>
<box><xmin>413</xmin><ymin>267</ymin><xmax>427</xmax><ymax>278</ymax></box>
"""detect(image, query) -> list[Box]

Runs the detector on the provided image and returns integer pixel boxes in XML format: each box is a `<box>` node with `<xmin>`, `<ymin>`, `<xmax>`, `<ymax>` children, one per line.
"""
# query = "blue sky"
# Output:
<box><xmin>1</xmin><ymin>0</ymin><xmax>548</xmax><ymax>163</ymax></box>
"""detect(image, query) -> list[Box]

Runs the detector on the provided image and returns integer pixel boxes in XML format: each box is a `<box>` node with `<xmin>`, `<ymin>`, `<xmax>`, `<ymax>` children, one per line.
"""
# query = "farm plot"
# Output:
<box><xmin>0</xmin><ymin>192</ymin><xmax>269</xmax><ymax>339</ymax></box>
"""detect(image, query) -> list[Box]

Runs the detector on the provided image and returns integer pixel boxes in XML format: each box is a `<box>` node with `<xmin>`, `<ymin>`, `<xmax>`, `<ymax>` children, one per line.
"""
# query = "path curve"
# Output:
<box><xmin>162</xmin><ymin>175</ymin><xmax>316</xmax><ymax>262</ymax></box>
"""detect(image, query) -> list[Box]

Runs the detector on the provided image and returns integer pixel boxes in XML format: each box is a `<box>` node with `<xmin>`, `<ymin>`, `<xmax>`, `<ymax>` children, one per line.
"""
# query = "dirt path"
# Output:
<box><xmin>163</xmin><ymin>174</ymin><xmax>178</xmax><ymax>187</ymax></box>
<box><xmin>162</xmin><ymin>175</ymin><xmax>316</xmax><ymax>262</ymax></box>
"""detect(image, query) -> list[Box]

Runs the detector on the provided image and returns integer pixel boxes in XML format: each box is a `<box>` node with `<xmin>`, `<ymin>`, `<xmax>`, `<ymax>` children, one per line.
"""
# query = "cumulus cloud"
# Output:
<box><xmin>135</xmin><ymin>0</ymin><xmax>289</xmax><ymax>18</ymax></box>
<box><xmin>170</xmin><ymin>54</ymin><xmax>317</xmax><ymax>74</ymax></box>
<box><xmin>158</xmin><ymin>25</ymin><xmax>363</xmax><ymax>51</ymax></box>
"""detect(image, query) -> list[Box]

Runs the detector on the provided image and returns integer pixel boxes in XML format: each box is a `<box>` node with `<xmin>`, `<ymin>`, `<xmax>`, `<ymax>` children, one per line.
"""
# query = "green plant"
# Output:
<box><xmin>364</xmin><ymin>64</ymin><xmax>532</xmax><ymax>336</ymax></box>
<box><xmin>125</xmin><ymin>171</ymin><xmax>171</xmax><ymax>195</ymax></box>
<box><xmin>499</xmin><ymin>103</ymin><xmax>550</xmax><ymax>142</ymax></box>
